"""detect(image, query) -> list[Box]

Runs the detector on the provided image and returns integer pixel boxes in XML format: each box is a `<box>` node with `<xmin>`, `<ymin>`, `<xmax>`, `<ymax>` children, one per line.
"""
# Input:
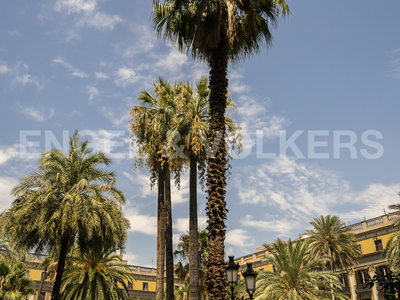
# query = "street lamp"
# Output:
<box><xmin>226</xmin><ymin>256</ymin><xmax>258</xmax><ymax>300</ymax></box>
<box><xmin>227</xmin><ymin>256</ymin><xmax>240</xmax><ymax>300</ymax></box>
<box><xmin>242</xmin><ymin>263</ymin><xmax>258</xmax><ymax>300</ymax></box>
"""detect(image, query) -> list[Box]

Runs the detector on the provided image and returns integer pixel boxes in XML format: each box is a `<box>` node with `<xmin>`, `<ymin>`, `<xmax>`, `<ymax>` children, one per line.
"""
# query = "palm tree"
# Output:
<box><xmin>255</xmin><ymin>239</ymin><xmax>349</xmax><ymax>300</ymax></box>
<box><xmin>0</xmin><ymin>259</ymin><xmax>36</xmax><ymax>300</ymax></box>
<box><xmin>174</xmin><ymin>230</ymin><xmax>208</xmax><ymax>300</ymax></box>
<box><xmin>130</xmin><ymin>78</ymin><xmax>183</xmax><ymax>300</ymax></box>
<box><xmin>60</xmin><ymin>244</ymin><xmax>135</xmax><ymax>300</ymax></box>
<box><xmin>305</xmin><ymin>215</ymin><xmax>361</xmax><ymax>271</ymax></box>
<box><xmin>383</xmin><ymin>203</ymin><xmax>400</xmax><ymax>268</ymax></box>
<box><xmin>0</xmin><ymin>132</ymin><xmax>129</xmax><ymax>300</ymax></box>
<box><xmin>152</xmin><ymin>2</ymin><xmax>289</xmax><ymax>298</ymax></box>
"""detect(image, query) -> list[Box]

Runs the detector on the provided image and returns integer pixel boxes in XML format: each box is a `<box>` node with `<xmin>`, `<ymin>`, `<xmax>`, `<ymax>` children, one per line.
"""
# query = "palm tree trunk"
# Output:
<box><xmin>189</xmin><ymin>154</ymin><xmax>200</xmax><ymax>300</ymax></box>
<box><xmin>205</xmin><ymin>33</ymin><xmax>229</xmax><ymax>300</ymax></box>
<box><xmin>165</xmin><ymin>161</ymin><xmax>174</xmax><ymax>300</ymax></box>
<box><xmin>156</xmin><ymin>161</ymin><xmax>166</xmax><ymax>300</ymax></box>
<box><xmin>38</xmin><ymin>264</ymin><xmax>48</xmax><ymax>300</ymax></box>
<box><xmin>51</xmin><ymin>234</ymin><xmax>70</xmax><ymax>300</ymax></box>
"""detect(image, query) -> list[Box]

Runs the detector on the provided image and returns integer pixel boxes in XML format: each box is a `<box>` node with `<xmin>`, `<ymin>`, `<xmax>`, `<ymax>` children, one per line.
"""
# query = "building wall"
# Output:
<box><xmin>232</xmin><ymin>212</ymin><xmax>400</xmax><ymax>300</ymax></box>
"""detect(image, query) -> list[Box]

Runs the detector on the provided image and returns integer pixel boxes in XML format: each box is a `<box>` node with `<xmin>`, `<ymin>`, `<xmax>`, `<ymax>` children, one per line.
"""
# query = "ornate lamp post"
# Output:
<box><xmin>226</xmin><ymin>256</ymin><xmax>258</xmax><ymax>300</ymax></box>
<box><xmin>227</xmin><ymin>256</ymin><xmax>240</xmax><ymax>300</ymax></box>
<box><xmin>242</xmin><ymin>263</ymin><xmax>258</xmax><ymax>300</ymax></box>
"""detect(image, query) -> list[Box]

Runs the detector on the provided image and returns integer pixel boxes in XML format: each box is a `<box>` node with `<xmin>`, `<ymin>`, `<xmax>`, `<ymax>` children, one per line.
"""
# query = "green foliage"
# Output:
<box><xmin>152</xmin><ymin>0</ymin><xmax>290</xmax><ymax>62</ymax></box>
<box><xmin>0</xmin><ymin>131</ymin><xmax>129</xmax><ymax>255</ymax></box>
<box><xmin>367</xmin><ymin>271</ymin><xmax>400</xmax><ymax>300</ymax></box>
<box><xmin>0</xmin><ymin>259</ymin><xmax>36</xmax><ymax>300</ymax></box>
<box><xmin>60</xmin><ymin>245</ymin><xmax>134</xmax><ymax>300</ymax></box>
<box><xmin>255</xmin><ymin>238</ymin><xmax>349</xmax><ymax>300</ymax></box>
<box><xmin>174</xmin><ymin>230</ymin><xmax>208</xmax><ymax>299</ymax></box>
<box><xmin>305</xmin><ymin>215</ymin><xmax>361</xmax><ymax>271</ymax></box>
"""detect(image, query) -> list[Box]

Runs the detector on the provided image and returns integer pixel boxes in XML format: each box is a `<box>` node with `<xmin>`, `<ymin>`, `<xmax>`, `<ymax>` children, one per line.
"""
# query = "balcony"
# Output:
<box><xmin>354</xmin><ymin>284</ymin><xmax>371</xmax><ymax>293</ymax></box>
<box><xmin>340</xmin><ymin>286</ymin><xmax>351</xmax><ymax>295</ymax></box>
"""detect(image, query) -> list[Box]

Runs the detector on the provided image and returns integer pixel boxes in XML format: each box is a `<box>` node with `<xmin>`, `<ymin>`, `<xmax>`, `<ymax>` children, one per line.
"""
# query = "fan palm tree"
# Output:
<box><xmin>60</xmin><ymin>245</ymin><xmax>135</xmax><ymax>300</ymax></box>
<box><xmin>130</xmin><ymin>78</ymin><xmax>184</xmax><ymax>300</ymax></box>
<box><xmin>0</xmin><ymin>132</ymin><xmax>129</xmax><ymax>300</ymax></box>
<box><xmin>0</xmin><ymin>259</ymin><xmax>36</xmax><ymax>300</ymax></box>
<box><xmin>305</xmin><ymin>215</ymin><xmax>361</xmax><ymax>272</ymax></box>
<box><xmin>152</xmin><ymin>2</ymin><xmax>289</xmax><ymax>298</ymax></box>
<box><xmin>255</xmin><ymin>239</ymin><xmax>349</xmax><ymax>300</ymax></box>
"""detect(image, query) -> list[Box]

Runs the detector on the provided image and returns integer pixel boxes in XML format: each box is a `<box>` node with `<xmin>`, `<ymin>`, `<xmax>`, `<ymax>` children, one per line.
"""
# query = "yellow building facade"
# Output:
<box><xmin>232</xmin><ymin>212</ymin><xmax>399</xmax><ymax>300</ymax></box>
<box><xmin>26</xmin><ymin>258</ymin><xmax>161</xmax><ymax>300</ymax></box>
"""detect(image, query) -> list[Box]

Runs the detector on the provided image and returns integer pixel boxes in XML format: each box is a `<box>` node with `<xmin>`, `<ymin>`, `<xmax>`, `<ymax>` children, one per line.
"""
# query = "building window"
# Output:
<box><xmin>143</xmin><ymin>282</ymin><xmax>149</xmax><ymax>291</ymax></box>
<box><xmin>356</xmin><ymin>269</ymin><xmax>368</xmax><ymax>285</ymax></box>
<box><xmin>40</xmin><ymin>272</ymin><xmax>47</xmax><ymax>281</ymax></box>
<box><xmin>374</xmin><ymin>239</ymin><xmax>383</xmax><ymax>251</ymax></box>
<box><xmin>376</xmin><ymin>265</ymin><xmax>390</xmax><ymax>276</ymax></box>
<box><xmin>128</xmin><ymin>282</ymin><xmax>133</xmax><ymax>290</ymax></box>
<box><xmin>340</xmin><ymin>273</ymin><xmax>349</xmax><ymax>287</ymax></box>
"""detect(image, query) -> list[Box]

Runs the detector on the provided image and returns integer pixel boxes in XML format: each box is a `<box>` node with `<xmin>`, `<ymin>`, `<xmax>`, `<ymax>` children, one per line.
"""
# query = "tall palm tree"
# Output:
<box><xmin>305</xmin><ymin>215</ymin><xmax>361</xmax><ymax>272</ymax></box>
<box><xmin>152</xmin><ymin>2</ymin><xmax>289</xmax><ymax>298</ymax></box>
<box><xmin>0</xmin><ymin>259</ymin><xmax>36</xmax><ymax>300</ymax></box>
<box><xmin>60</xmin><ymin>244</ymin><xmax>135</xmax><ymax>300</ymax></box>
<box><xmin>169</xmin><ymin>77</ymin><xmax>237</xmax><ymax>300</ymax></box>
<box><xmin>255</xmin><ymin>239</ymin><xmax>349</xmax><ymax>300</ymax></box>
<box><xmin>0</xmin><ymin>132</ymin><xmax>129</xmax><ymax>300</ymax></box>
<box><xmin>130</xmin><ymin>78</ymin><xmax>183</xmax><ymax>300</ymax></box>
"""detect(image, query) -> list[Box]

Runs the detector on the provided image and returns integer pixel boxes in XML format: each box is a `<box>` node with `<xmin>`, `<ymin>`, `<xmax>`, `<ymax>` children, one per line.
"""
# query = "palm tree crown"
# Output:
<box><xmin>0</xmin><ymin>132</ymin><xmax>129</xmax><ymax>300</ymax></box>
<box><xmin>305</xmin><ymin>215</ymin><xmax>361</xmax><ymax>271</ymax></box>
<box><xmin>60</xmin><ymin>245</ymin><xmax>135</xmax><ymax>300</ymax></box>
<box><xmin>255</xmin><ymin>238</ymin><xmax>349</xmax><ymax>300</ymax></box>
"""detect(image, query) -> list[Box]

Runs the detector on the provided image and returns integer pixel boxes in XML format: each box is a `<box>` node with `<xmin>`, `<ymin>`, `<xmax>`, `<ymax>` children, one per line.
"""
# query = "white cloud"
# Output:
<box><xmin>0</xmin><ymin>146</ymin><xmax>19</xmax><ymax>165</ymax></box>
<box><xmin>101</xmin><ymin>107</ymin><xmax>130</xmax><ymax>128</ymax></box>
<box><xmin>123</xmin><ymin>25</ymin><xmax>156</xmax><ymax>57</ymax></box>
<box><xmin>53</xmin><ymin>57</ymin><xmax>89</xmax><ymax>78</ymax></box>
<box><xmin>235</xmin><ymin>156</ymin><xmax>400</xmax><ymax>237</ymax></box>
<box><xmin>55</xmin><ymin>0</ymin><xmax>97</xmax><ymax>14</ymax></box>
<box><xmin>114</xmin><ymin>67</ymin><xmax>142</xmax><ymax>87</ymax></box>
<box><xmin>77</xmin><ymin>11</ymin><xmax>124</xmax><ymax>30</ymax></box>
<box><xmin>125</xmin><ymin>207</ymin><xmax>157</xmax><ymax>236</ymax></box>
<box><xmin>174</xmin><ymin>216</ymin><xmax>207</xmax><ymax>234</ymax></box>
<box><xmin>388</xmin><ymin>48</ymin><xmax>400</xmax><ymax>79</ymax></box>
<box><xmin>94</xmin><ymin>71</ymin><xmax>109</xmax><ymax>79</ymax></box>
<box><xmin>87</xmin><ymin>85</ymin><xmax>99</xmax><ymax>102</ymax></box>
<box><xmin>123</xmin><ymin>172</ymin><xmax>156</xmax><ymax>199</ymax></box>
<box><xmin>229</xmin><ymin>70</ymin><xmax>251</xmax><ymax>94</ymax></box>
<box><xmin>7</xmin><ymin>29</ymin><xmax>21</xmax><ymax>36</ymax></box>
<box><xmin>225</xmin><ymin>229</ymin><xmax>255</xmax><ymax>249</ymax></box>
<box><xmin>155</xmin><ymin>47</ymin><xmax>188</xmax><ymax>73</ymax></box>
<box><xmin>0</xmin><ymin>62</ymin><xmax>10</xmax><ymax>74</ymax></box>
<box><xmin>240</xmin><ymin>215</ymin><xmax>301</xmax><ymax>237</ymax></box>
<box><xmin>0</xmin><ymin>176</ymin><xmax>19</xmax><ymax>213</ymax></box>
<box><xmin>237</xmin><ymin>96</ymin><xmax>290</xmax><ymax>139</ymax></box>
<box><xmin>19</xmin><ymin>105</ymin><xmax>55</xmax><ymax>122</ymax></box>
<box><xmin>55</xmin><ymin>0</ymin><xmax>123</xmax><ymax>30</ymax></box>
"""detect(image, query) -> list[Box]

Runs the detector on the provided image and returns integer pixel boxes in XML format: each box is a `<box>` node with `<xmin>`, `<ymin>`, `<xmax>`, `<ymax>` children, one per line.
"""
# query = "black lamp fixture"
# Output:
<box><xmin>242</xmin><ymin>263</ymin><xmax>258</xmax><ymax>300</ymax></box>
<box><xmin>226</xmin><ymin>256</ymin><xmax>258</xmax><ymax>300</ymax></box>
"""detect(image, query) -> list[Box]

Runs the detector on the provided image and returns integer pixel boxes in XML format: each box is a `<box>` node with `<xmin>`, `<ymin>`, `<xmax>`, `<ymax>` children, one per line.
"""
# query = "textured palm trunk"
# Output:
<box><xmin>205</xmin><ymin>33</ymin><xmax>229</xmax><ymax>300</ymax></box>
<box><xmin>165</xmin><ymin>161</ymin><xmax>174</xmax><ymax>300</ymax></box>
<box><xmin>156</xmin><ymin>162</ymin><xmax>166</xmax><ymax>300</ymax></box>
<box><xmin>38</xmin><ymin>264</ymin><xmax>48</xmax><ymax>300</ymax></box>
<box><xmin>189</xmin><ymin>154</ymin><xmax>200</xmax><ymax>300</ymax></box>
<box><xmin>51</xmin><ymin>234</ymin><xmax>70</xmax><ymax>300</ymax></box>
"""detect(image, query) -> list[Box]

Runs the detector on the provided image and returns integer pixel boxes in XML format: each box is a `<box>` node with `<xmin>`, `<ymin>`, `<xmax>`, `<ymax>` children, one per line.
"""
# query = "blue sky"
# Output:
<box><xmin>1</xmin><ymin>0</ymin><xmax>400</xmax><ymax>266</ymax></box>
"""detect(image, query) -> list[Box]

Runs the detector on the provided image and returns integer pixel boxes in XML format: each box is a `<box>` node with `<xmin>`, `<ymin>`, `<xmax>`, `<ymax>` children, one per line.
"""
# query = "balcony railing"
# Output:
<box><xmin>367</xmin><ymin>217</ymin><xmax>383</xmax><ymax>227</ymax></box>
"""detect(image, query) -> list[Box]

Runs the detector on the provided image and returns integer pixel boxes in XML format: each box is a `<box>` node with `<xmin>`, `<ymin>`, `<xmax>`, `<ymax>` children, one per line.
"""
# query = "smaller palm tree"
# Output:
<box><xmin>60</xmin><ymin>245</ymin><xmax>135</xmax><ymax>300</ymax></box>
<box><xmin>305</xmin><ymin>215</ymin><xmax>361</xmax><ymax>271</ymax></box>
<box><xmin>255</xmin><ymin>238</ymin><xmax>349</xmax><ymax>300</ymax></box>
<box><xmin>0</xmin><ymin>259</ymin><xmax>36</xmax><ymax>300</ymax></box>
<box><xmin>383</xmin><ymin>203</ymin><xmax>400</xmax><ymax>268</ymax></box>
